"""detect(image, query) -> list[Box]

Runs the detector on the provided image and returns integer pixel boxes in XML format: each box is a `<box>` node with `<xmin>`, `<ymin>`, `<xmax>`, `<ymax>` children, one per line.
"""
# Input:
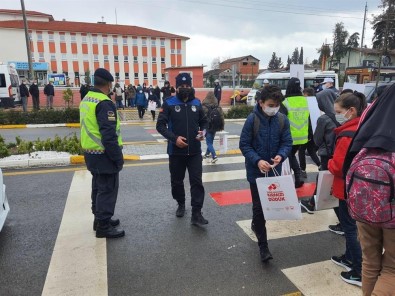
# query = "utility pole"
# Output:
<box><xmin>360</xmin><ymin>2</ymin><xmax>368</xmax><ymax>65</ymax></box>
<box><xmin>115</xmin><ymin>8</ymin><xmax>118</xmax><ymax>25</ymax></box>
<box><xmin>21</xmin><ymin>0</ymin><xmax>33</xmax><ymax>81</ymax></box>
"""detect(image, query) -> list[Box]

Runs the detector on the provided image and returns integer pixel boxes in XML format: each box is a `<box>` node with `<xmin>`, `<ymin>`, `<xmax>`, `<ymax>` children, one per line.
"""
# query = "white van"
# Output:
<box><xmin>0</xmin><ymin>168</ymin><xmax>10</xmax><ymax>232</ymax></box>
<box><xmin>246</xmin><ymin>70</ymin><xmax>339</xmax><ymax>106</ymax></box>
<box><xmin>0</xmin><ymin>63</ymin><xmax>21</xmax><ymax>108</ymax></box>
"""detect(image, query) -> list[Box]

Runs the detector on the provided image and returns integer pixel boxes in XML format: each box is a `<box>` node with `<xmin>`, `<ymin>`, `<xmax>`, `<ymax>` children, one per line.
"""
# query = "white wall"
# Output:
<box><xmin>0</xmin><ymin>13</ymin><xmax>50</xmax><ymax>22</ymax></box>
<box><xmin>0</xmin><ymin>28</ymin><xmax>27</xmax><ymax>63</ymax></box>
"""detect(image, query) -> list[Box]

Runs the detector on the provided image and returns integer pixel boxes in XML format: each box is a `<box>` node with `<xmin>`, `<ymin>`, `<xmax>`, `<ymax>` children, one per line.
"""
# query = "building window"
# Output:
<box><xmin>133</xmin><ymin>56</ymin><xmax>138</xmax><ymax>63</ymax></box>
<box><xmin>104</xmin><ymin>55</ymin><xmax>109</xmax><ymax>62</ymax></box>
<box><xmin>152</xmin><ymin>57</ymin><xmax>157</xmax><ymax>64</ymax></box>
<box><xmin>177</xmin><ymin>49</ymin><xmax>181</xmax><ymax>54</ymax></box>
<box><xmin>161</xmin><ymin>57</ymin><xmax>165</xmax><ymax>64</ymax></box>
<box><xmin>171</xmin><ymin>49</ymin><xmax>175</xmax><ymax>54</ymax></box>
<box><xmin>134</xmin><ymin>73</ymin><xmax>139</xmax><ymax>78</ymax></box>
<box><xmin>151</xmin><ymin>40</ymin><xmax>156</xmax><ymax>46</ymax></box>
<box><xmin>51</xmin><ymin>54</ymin><xmax>56</xmax><ymax>60</ymax></box>
<box><xmin>48</xmin><ymin>33</ymin><xmax>54</xmax><ymax>41</ymax></box>
<box><xmin>114</xmin><ymin>55</ymin><xmax>119</xmax><ymax>62</ymax></box>
<box><xmin>124</xmin><ymin>55</ymin><xmax>129</xmax><ymax>62</ymax></box>
<box><xmin>39</xmin><ymin>53</ymin><xmax>44</xmax><ymax>61</ymax></box>
<box><xmin>162</xmin><ymin>73</ymin><xmax>165</xmax><ymax>79</ymax></box>
<box><xmin>28</xmin><ymin>33</ymin><xmax>32</xmax><ymax>40</ymax></box>
<box><xmin>103</xmin><ymin>37</ymin><xmax>108</xmax><ymax>44</ymax></box>
<box><xmin>142</xmin><ymin>39</ymin><xmax>147</xmax><ymax>47</ymax></box>
<box><xmin>37</xmin><ymin>33</ymin><xmax>43</xmax><ymax>41</ymax></box>
<box><xmin>160</xmin><ymin>40</ymin><xmax>165</xmax><ymax>47</ymax></box>
<box><xmin>123</xmin><ymin>37</ymin><xmax>127</xmax><ymax>45</ymax></box>
<box><xmin>61</xmin><ymin>54</ymin><xmax>67</xmax><ymax>60</ymax></box>
<box><xmin>82</xmin><ymin>36</ymin><xmax>87</xmax><ymax>43</ymax></box>
<box><xmin>115</xmin><ymin>72</ymin><xmax>120</xmax><ymax>78</ymax></box>
<box><xmin>63</xmin><ymin>71</ymin><xmax>68</xmax><ymax>77</ymax></box>
<box><xmin>74</xmin><ymin>72</ymin><xmax>79</xmax><ymax>78</ymax></box>
<box><xmin>60</xmin><ymin>35</ymin><xmax>66</xmax><ymax>42</ymax></box>
<box><xmin>71</xmin><ymin>35</ymin><xmax>76</xmax><ymax>42</ymax></box>
<box><xmin>242</xmin><ymin>62</ymin><xmax>248</xmax><ymax>65</ymax></box>
<box><xmin>31</xmin><ymin>56</ymin><xmax>35</xmax><ymax>62</ymax></box>
<box><xmin>72</xmin><ymin>54</ymin><xmax>78</xmax><ymax>60</ymax></box>
<box><xmin>153</xmin><ymin>73</ymin><xmax>157</xmax><ymax>79</ymax></box>
<box><xmin>143</xmin><ymin>57</ymin><xmax>148</xmax><ymax>63</ymax></box>
<box><xmin>92</xmin><ymin>36</ymin><xmax>98</xmax><ymax>44</ymax></box>
<box><xmin>125</xmin><ymin>72</ymin><xmax>129</xmax><ymax>79</ymax></box>
<box><xmin>94</xmin><ymin>55</ymin><xmax>99</xmax><ymax>61</ymax></box>
<box><xmin>132</xmin><ymin>38</ymin><xmax>137</xmax><ymax>46</ymax></box>
<box><xmin>144</xmin><ymin>73</ymin><xmax>148</xmax><ymax>79</ymax></box>
<box><xmin>113</xmin><ymin>36</ymin><xmax>118</xmax><ymax>44</ymax></box>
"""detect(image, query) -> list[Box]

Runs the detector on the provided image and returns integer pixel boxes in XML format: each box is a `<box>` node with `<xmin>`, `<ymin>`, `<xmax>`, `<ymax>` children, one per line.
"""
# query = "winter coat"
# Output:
<box><xmin>239</xmin><ymin>105</ymin><xmax>293</xmax><ymax>183</ymax></box>
<box><xmin>156</xmin><ymin>94</ymin><xmax>208</xmax><ymax>156</ymax></box>
<box><xmin>44</xmin><ymin>84</ymin><xmax>55</xmax><ymax>96</ymax></box>
<box><xmin>328</xmin><ymin>117</ymin><xmax>360</xmax><ymax>200</ymax></box>
<box><xmin>161</xmin><ymin>84</ymin><xmax>175</xmax><ymax>101</ymax></box>
<box><xmin>19</xmin><ymin>83</ymin><xmax>29</xmax><ymax>97</ymax></box>
<box><xmin>202</xmin><ymin>91</ymin><xmax>224</xmax><ymax>133</ymax></box>
<box><xmin>135</xmin><ymin>87</ymin><xmax>147</xmax><ymax>107</ymax></box>
<box><xmin>214</xmin><ymin>84</ymin><xmax>222</xmax><ymax>101</ymax></box>
<box><xmin>29</xmin><ymin>84</ymin><xmax>39</xmax><ymax>97</ymax></box>
<box><xmin>127</xmin><ymin>86</ymin><xmax>136</xmax><ymax>99</ymax></box>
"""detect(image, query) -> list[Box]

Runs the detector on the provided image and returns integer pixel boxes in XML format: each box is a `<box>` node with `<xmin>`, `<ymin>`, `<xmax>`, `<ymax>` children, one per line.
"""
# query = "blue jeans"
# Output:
<box><xmin>339</xmin><ymin>199</ymin><xmax>362</xmax><ymax>273</ymax></box>
<box><xmin>205</xmin><ymin>131</ymin><xmax>216</xmax><ymax>158</ymax></box>
<box><xmin>128</xmin><ymin>98</ymin><xmax>135</xmax><ymax>107</ymax></box>
<box><xmin>116</xmin><ymin>100</ymin><xmax>124</xmax><ymax>109</ymax></box>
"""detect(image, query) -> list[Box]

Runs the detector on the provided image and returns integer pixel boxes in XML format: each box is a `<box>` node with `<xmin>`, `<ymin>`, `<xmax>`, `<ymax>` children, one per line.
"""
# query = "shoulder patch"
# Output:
<box><xmin>107</xmin><ymin>111</ymin><xmax>115</xmax><ymax>117</ymax></box>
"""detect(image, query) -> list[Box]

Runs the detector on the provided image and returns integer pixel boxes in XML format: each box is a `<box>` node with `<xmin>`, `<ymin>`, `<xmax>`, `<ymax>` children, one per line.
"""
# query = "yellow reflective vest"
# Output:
<box><xmin>80</xmin><ymin>91</ymin><xmax>122</xmax><ymax>152</ymax></box>
<box><xmin>283</xmin><ymin>96</ymin><xmax>309</xmax><ymax>145</ymax></box>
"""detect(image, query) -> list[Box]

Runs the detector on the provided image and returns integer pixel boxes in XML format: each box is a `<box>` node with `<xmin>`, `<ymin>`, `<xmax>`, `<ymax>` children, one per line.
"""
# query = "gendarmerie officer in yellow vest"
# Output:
<box><xmin>80</xmin><ymin>68</ymin><xmax>125</xmax><ymax>238</ymax></box>
<box><xmin>283</xmin><ymin>77</ymin><xmax>310</xmax><ymax>188</ymax></box>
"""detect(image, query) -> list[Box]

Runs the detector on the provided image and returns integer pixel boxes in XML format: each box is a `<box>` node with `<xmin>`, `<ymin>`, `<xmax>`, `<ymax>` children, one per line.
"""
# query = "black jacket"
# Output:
<box><xmin>19</xmin><ymin>83</ymin><xmax>29</xmax><ymax>97</ymax></box>
<box><xmin>161</xmin><ymin>85</ymin><xmax>175</xmax><ymax>101</ymax></box>
<box><xmin>83</xmin><ymin>89</ymin><xmax>124</xmax><ymax>174</ymax></box>
<box><xmin>156</xmin><ymin>94</ymin><xmax>208</xmax><ymax>155</ymax></box>
<box><xmin>29</xmin><ymin>84</ymin><xmax>39</xmax><ymax>97</ymax></box>
<box><xmin>44</xmin><ymin>84</ymin><xmax>55</xmax><ymax>96</ymax></box>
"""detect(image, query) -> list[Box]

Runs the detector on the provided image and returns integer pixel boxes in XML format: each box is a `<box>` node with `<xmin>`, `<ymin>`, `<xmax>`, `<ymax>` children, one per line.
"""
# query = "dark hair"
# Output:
<box><xmin>258</xmin><ymin>85</ymin><xmax>284</xmax><ymax>103</ymax></box>
<box><xmin>94</xmin><ymin>76</ymin><xmax>109</xmax><ymax>87</ymax></box>
<box><xmin>285</xmin><ymin>77</ymin><xmax>302</xmax><ymax>97</ymax></box>
<box><xmin>303</xmin><ymin>87</ymin><xmax>315</xmax><ymax>96</ymax></box>
<box><xmin>340</xmin><ymin>88</ymin><xmax>353</xmax><ymax>95</ymax></box>
<box><xmin>335</xmin><ymin>91</ymin><xmax>367</xmax><ymax>117</ymax></box>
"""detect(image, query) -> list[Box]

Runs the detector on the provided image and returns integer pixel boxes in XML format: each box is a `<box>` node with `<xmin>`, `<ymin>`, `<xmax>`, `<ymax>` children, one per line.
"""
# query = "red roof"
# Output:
<box><xmin>164</xmin><ymin>66</ymin><xmax>205</xmax><ymax>70</ymax></box>
<box><xmin>0</xmin><ymin>9</ymin><xmax>54</xmax><ymax>21</ymax></box>
<box><xmin>0</xmin><ymin>19</ymin><xmax>189</xmax><ymax>39</ymax></box>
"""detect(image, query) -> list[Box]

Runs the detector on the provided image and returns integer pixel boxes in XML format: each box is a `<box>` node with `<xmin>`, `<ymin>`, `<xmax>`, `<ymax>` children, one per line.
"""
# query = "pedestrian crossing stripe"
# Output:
<box><xmin>209</xmin><ymin>183</ymin><xmax>316</xmax><ymax>206</ymax></box>
<box><xmin>236</xmin><ymin>209</ymin><xmax>338</xmax><ymax>241</ymax></box>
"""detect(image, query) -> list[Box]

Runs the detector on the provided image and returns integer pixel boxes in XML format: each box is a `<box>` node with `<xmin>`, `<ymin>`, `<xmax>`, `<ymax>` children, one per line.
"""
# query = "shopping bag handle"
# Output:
<box><xmin>263</xmin><ymin>166</ymin><xmax>280</xmax><ymax>177</ymax></box>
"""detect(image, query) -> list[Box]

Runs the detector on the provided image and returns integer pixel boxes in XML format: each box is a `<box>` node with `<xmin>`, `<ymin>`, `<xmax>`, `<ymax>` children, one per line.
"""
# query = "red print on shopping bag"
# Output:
<box><xmin>267</xmin><ymin>183</ymin><xmax>285</xmax><ymax>201</ymax></box>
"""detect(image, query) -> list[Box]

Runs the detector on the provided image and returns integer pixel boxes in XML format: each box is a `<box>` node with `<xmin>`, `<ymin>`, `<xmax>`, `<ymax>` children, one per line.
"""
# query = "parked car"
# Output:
<box><xmin>363</xmin><ymin>81</ymin><xmax>395</xmax><ymax>103</ymax></box>
<box><xmin>0</xmin><ymin>168</ymin><xmax>9</xmax><ymax>232</ymax></box>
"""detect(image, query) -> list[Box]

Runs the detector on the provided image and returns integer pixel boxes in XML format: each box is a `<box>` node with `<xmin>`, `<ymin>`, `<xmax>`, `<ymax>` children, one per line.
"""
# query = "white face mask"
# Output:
<box><xmin>335</xmin><ymin>109</ymin><xmax>350</xmax><ymax>124</ymax></box>
<box><xmin>263</xmin><ymin>106</ymin><xmax>280</xmax><ymax>117</ymax></box>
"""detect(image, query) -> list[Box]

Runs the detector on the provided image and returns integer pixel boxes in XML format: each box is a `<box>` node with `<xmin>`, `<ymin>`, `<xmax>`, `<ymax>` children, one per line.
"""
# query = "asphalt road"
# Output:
<box><xmin>0</xmin><ymin>158</ymin><xmax>348</xmax><ymax>296</ymax></box>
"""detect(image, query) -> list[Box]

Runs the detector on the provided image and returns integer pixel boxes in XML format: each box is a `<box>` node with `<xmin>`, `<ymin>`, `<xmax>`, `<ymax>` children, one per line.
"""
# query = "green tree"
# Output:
<box><xmin>268</xmin><ymin>52</ymin><xmax>283</xmax><ymax>69</ymax></box>
<box><xmin>347</xmin><ymin>32</ymin><xmax>360</xmax><ymax>48</ymax></box>
<box><xmin>291</xmin><ymin>48</ymin><xmax>299</xmax><ymax>64</ymax></box>
<box><xmin>286</xmin><ymin>55</ymin><xmax>292</xmax><ymax>68</ymax></box>
<box><xmin>317</xmin><ymin>43</ymin><xmax>331</xmax><ymax>66</ymax></box>
<box><xmin>332</xmin><ymin>22</ymin><xmax>349</xmax><ymax>61</ymax></box>
<box><xmin>298</xmin><ymin>47</ymin><xmax>304</xmax><ymax>64</ymax></box>
<box><xmin>372</xmin><ymin>0</ymin><xmax>395</xmax><ymax>51</ymax></box>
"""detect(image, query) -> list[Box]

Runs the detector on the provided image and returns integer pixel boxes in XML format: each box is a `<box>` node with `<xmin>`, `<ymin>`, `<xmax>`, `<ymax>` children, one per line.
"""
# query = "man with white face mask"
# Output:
<box><xmin>239</xmin><ymin>85</ymin><xmax>293</xmax><ymax>262</ymax></box>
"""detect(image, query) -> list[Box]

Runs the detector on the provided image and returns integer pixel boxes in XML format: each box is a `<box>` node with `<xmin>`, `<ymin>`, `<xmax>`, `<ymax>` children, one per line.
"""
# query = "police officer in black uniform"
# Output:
<box><xmin>80</xmin><ymin>68</ymin><xmax>125</xmax><ymax>238</ymax></box>
<box><xmin>156</xmin><ymin>73</ymin><xmax>209</xmax><ymax>225</ymax></box>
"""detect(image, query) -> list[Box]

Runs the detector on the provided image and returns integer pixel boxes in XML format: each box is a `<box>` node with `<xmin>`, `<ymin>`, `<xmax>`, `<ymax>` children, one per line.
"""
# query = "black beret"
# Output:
<box><xmin>175</xmin><ymin>73</ymin><xmax>192</xmax><ymax>88</ymax></box>
<box><xmin>94</xmin><ymin>68</ymin><xmax>114</xmax><ymax>82</ymax></box>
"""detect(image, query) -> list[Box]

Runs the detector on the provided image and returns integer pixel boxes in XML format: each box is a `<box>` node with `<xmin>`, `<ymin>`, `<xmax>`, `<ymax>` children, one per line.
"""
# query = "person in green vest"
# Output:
<box><xmin>80</xmin><ymin>68</ymin><xmax>125</xmax><ymax>239</ymax></box>
<box><xmin>283</xmin><ymin>77</ymin><xmax>310</xmax><ymax>188</ymax></box>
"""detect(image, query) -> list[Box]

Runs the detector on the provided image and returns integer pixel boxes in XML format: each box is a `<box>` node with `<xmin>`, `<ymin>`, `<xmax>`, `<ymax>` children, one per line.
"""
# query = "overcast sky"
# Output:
<box><xmin>2</xmin><ymin>0</ymin><xmax>383</xmax><ymax>70</ymax></box>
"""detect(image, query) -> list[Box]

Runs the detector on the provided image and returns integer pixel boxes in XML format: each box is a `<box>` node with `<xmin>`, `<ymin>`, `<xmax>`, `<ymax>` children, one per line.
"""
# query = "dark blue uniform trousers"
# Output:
<box><xmin>169</xmin><ymin>154</ymin><xmax>205</xmax><ymax>212</ymax></box>
<box><xmin>91</xmin><ymin>172</ymin><xmax>119</xmax><ymax>223</ymax></box>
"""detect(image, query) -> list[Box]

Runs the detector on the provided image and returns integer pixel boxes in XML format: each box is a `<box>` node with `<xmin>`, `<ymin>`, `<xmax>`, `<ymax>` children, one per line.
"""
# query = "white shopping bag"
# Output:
<box><xmin>281</xmin><ymin>158</ymin><xmax>292</xmax><ymax>176</ymax></box>
<box><xmin>147</xmin><ymin>101</ymin><xmax>157</xmax><ymax>111</ymax></box>
<box><xmin>256</xmin><ymin>169</ymin><xmax>302</xmax><ymax>220</ymax></box>
<box><xmin>314</xmin><ymin>170</ymin><xmax>339</xmax><ymax>211</ymax></box>
<box><xmin>217</xmin><ymin>131</ymin><xmax>228</xmax><ymax>154</ymax></box>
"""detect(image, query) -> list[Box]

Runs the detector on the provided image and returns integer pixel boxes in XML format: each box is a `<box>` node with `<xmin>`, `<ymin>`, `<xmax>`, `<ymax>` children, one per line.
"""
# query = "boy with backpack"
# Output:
<box><xmin>202</xmin><ymin>91</ymin><xmax>224</xmax><ymax>163</ymax></box>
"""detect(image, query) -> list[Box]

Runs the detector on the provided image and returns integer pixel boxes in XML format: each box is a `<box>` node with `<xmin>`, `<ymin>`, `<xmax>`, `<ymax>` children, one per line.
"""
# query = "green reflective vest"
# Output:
<box><xmin>283</xmin><ymin>96</ymin><xmax>309</xmax><ymax>145</ymax></box>
<box><xmin>80</xmin><ymin>91</ymin><xmax>122</xmax><ymax>152</ymax></box>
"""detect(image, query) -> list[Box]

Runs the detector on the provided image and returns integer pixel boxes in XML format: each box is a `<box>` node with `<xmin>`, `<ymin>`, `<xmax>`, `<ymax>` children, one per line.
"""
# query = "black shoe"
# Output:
<box><xmin>301</xmin><ymin>170</ymin><xmax>307</xmax><ymax>179</ymax></box>
<box><xmin>340</xmin><ymin>269</ymin><xmax>362</xmax><ymax>287</ymax></box>
<box><xmin>328</xmin><ymin>223</ymin><xmax>344</xmax><ymax>236</ymax></box>
<box><xmin>260</xmin><ymin>246</ymin><xmax>273</xmax><ymax>262</ymax></box>
<box><xmin>251</xmin><ymin>221</ymin><xmax>256</xmax><ymax>235</ymax></box>
<box><xmin>203</xmin><ymin>153</ymin><xmax>210</xmax><ymax>159</ymax></box>
<box><xmin>191</xmin><ymin>212</ymin><xmax>208</xmax><ymax>225</ymax></box>
<box><xmin>300</xmin><ymin>199</ymin><xmax>315</xmax><ymax>214</ymax></box>
<box><xmin>96</xmin><ymin>223</ymin><xmax>125</xmax><ymax>238</ymax></box>
<box><xmin>294</xmin><ymin>179</ymin><xmax>304</xmax><ymax>188</ymax></box>
<box><xmin>176</xmin><ymin>204</ymin><xmax>185</xmax><ymax>217</ymax></box>
<box><xmin>93</xmin><ymin>218</ymin><xmax>120</xmax><ymax>231</ymax></box>
<box><xmin>331</xmin><ymin>254</ymin><xmax>352</xmax><ymax>271</ymax></box>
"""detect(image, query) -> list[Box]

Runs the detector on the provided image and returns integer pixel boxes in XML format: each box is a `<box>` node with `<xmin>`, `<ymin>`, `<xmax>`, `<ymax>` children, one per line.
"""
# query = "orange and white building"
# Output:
<box><xmin>0</xmin><ymin>9</ymin><xmax>188</xmax><ymax>86</ymax></box>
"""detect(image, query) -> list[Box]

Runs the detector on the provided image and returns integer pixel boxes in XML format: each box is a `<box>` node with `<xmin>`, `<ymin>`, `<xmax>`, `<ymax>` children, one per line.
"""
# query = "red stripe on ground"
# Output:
<box><xmin>210</xmin><ymin>182</ymin><xmax>316</xmax><ymax>206</ymax></box>
<box><xmin>146</xmin><ymin>129</ymin><xmax>157</xmax><ymax>133</ymax></box>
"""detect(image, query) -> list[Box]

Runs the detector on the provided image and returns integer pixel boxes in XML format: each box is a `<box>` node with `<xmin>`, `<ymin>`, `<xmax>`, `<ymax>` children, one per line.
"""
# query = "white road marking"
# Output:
<box><xmin>282</xmin><ymin>260</ymin><xmax>361</xmax><ymax>296</ymax></box>
<box><xmin>42</xmin><ymin>170</ymin><xmax>107</xmax><ymax>296</ymax></box>
<box><xmin>237</xmin><ymin>209</ymin><xmax>339</xmax><ymax>241</ymax></box>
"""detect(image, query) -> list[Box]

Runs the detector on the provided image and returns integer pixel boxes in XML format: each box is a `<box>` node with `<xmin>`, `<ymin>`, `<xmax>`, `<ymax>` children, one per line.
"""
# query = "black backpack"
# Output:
<box><xmin>323</xmin><ymin>114</ymin><xmax>355</xmax><ymax>158</ymax></box>
<box><xmin>208</xmin><ymin>105</ymin><xmax>224</xmax><ymax>131</ymax></box>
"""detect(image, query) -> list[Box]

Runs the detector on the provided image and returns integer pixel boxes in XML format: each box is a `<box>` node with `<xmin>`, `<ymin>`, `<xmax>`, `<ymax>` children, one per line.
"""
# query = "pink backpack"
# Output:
<box><xmin>346</xmin><ymin>148</ymin><xmax>395</xmax><ymax>228</ymax></box>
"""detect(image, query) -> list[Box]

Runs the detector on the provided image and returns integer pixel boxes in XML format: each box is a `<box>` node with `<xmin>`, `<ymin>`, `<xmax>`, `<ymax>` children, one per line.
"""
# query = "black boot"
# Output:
<box><xmin>176</xmin><ymin>204</ymin><xmax>185</xmax><ymax>217</ymax></box>
<box><xmin>260</xmin><ymin>245</ymin><xmax>273</xmax><ymax>262</ymax></box>
<box><xmin>191</xmin><ymin>211</ymin><xmax>208</xmax><ymax>225</ymax></box>
<box><xmin>93</xmin><ymin>218</ymin><xmax>120</xmax><ymax>231</ymax></box>
<box><xmin>294</xmin><ymin>174</ymin><xmax>305</xmax><ymax>188</ymax></box>
<box><xmin>96</xmin><ymin>222</ymin><xmax>125</xmax><ymax>238</ymax></box>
